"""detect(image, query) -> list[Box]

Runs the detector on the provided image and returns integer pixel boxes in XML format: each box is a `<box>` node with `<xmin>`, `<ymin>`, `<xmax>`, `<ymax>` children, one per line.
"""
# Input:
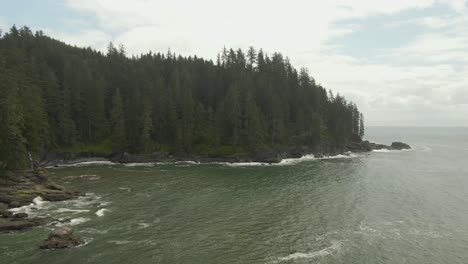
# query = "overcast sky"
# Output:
<box><xmin>1</xmin><ymin>0</ymin><xmax>467</xmax><ymax>126</ymax></box>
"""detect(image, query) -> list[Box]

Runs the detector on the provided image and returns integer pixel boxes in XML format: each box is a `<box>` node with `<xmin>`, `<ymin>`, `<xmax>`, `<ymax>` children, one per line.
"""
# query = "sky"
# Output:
<box><xmin>1</xmin><ymin>0</ymin><xmax>467</xmax><ymax>126</ymax></box>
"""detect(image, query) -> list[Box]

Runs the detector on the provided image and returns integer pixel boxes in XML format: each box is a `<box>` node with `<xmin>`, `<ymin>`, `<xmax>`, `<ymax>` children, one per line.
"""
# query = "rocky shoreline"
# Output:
<box><xmin>0</xmin><ymin>170</ymin><xmax>81</xmax><ymax>232</ymax></box>
<box><xmin>41</xmin><ymin>140</ymin><xmax>411</xmax><ymax>167</ymax></box>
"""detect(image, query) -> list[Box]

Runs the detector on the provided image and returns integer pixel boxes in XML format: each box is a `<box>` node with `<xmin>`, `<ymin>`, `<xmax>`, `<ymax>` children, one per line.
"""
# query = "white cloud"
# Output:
<box><xmin>52</xmin><ymin>0</ymin><xmax>468</xmax><ymax>126</ymax></box>
<box><xmin>0</xmin><ymin>16</ymin><xmax>8</xmax><ymax>33</ymax></box>
<box><xmin>44</xmin><ymin>28</ymin><xmax>111</xmax><ymax>51</ymax></box>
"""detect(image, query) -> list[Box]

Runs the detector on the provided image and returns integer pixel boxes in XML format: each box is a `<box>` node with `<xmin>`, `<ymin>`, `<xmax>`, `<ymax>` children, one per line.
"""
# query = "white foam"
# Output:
<box><xmin>175</xmin><ymin>161</ymin><xmax>200</xmax><ymax>164</ymax></box>
<box><xmin>56</xmin><ymin>217</ymin><xmax>90</xmax><ymax>226</ymax></box>
<box><xmin>124</xmin><ymin>162</ymin><xmax>155</xmax><ymax>167</ymax></box>
<box><xmin>108</xmin><ymin>240</ymin><xmax>132</xmax><ymax>245</ymax></box>
<box><xmin>372</xmin><ymin>149</ymin><xmax>391</xmax><ymax>153</ymax></box>
<box><xmin>219</xmin><ymin>153</ymin><xmax>357</xmax><ymax>167</ymax></box>
<box><xmin>33</xmin><ymin>196</ymin><xmax>45</xmax><ymax>206</ymax></box>
<box><xmin>278</xmin><ymin>154</ymin><xmax>317</xmax><ymax>165</ymax></box>
<box><xmin>76</xmin><ymin>238</ymin><xmax>93</xmax><ymax>248</ymax></box>
<box><xmin>222</xmin><ymin>162</ymin><xmax>270</xmax><ymax>167</ymax></box>
<box><xmin>372</xmin><ymin>148</ymin><xmax>412</xmax><ymax>153</ymax></box>
<box><xmin>278</xmin><ymin>241</ymin><xmax>342</xmax><ymax>261</ymax></box>
<box><xmin>9</xmin><ymin>196</ymin><xmax>50</xmax><ymax>217</ymax></box>
<box><xmin>59</xmin><ymin>160</ymin><xmax>116</xmax><ymax>167</ymax></box>
<box><xmin>95</xmin><ymin>208</ymin><xmax>109</xmax><ymax>217</ymax></box>
<box><xmin>55</xmin><ymin>208</ymin><xmax>90</xmax><ymax>214</ymax></box>
<box><xmin>118</xmin><ymin>187</ymin><xmax>131</xmax><ymax>192</ymax></box>
<box><xmin>138</xmin><ymin>223</ymin><xmax>150</xmax><ymax>229</ymax></box>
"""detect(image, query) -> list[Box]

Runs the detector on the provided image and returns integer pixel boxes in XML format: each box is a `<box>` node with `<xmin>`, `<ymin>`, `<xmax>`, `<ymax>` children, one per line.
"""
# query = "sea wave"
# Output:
<box><xmin>9</xmin><ymin>193</ymin><xmax>107</xmax><ymax>227</ymax></box>
<box><xmin>124</xmin><ymin>162</ymin><xmax>156</xmax><ymax>167</ymax></box>
<box><xmin>95</xmin><ymin>208</ymin><xmax>110</xmax><ymax>217</ymax></box>
<box><xmin>55</xmin><ymin>217</ymin><xmax>91</xmax><ymax>227</ymax></box>
<box><xmin>276</xmin><ymin>240</ymin><xmax>343</xmax><ymax>262</ymax></box>
<box><xmin>221</xmin><ymin>153</ymin><xmax>358</xmax><ymax>167</ymax></box>
<box><xmin>47</xmin><ymin>152</ymin><xmax>360</xmax><ymax>169</ymax></box>
<box><xmin>372</xmin><ymin>148</ymin><xmax>413</xmax><ymax>153</ymax></box>
<box><xmin>51</xmin><ymin>160</ymin><xmax>117</xmax><ymax>167</ymax></box>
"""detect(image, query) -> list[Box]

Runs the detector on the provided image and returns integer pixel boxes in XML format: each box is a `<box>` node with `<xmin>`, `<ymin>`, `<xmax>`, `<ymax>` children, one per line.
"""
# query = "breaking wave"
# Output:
<box><xmin>276</xmin><ymin>240</ymin><xmax>343</xmax><ymax>262</ymax></box>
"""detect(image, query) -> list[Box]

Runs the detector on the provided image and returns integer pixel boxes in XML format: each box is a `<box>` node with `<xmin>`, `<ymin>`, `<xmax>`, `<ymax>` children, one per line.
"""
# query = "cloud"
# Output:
<box><xmin>44</xmin><ymin>28</ymin><xmax>111</xmax><ymax>52</ymax></box>
<box><xmin>50</xmin><ymin>0</ymin><xmax>468</xmax><ymax>126</ymax></box>
<box><xmin>0</xmin><ymin>16</ymin><xmax>8</xmax><ymax>33</ymax></box>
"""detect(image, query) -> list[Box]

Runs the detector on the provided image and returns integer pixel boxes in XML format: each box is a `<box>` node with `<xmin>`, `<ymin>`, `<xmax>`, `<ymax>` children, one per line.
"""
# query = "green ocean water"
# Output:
<box><xmin>1</xmin><ymin>127</ymin><xmax>468</xmax><ymax>264</ymax></box>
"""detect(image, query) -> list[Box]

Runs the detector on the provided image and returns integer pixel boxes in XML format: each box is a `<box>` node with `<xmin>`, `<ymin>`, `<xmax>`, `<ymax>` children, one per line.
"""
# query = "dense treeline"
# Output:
<box><xmin>0</xmin><ymin>26</ymin><xmax>364</xmax><ymax>170</ymax></box>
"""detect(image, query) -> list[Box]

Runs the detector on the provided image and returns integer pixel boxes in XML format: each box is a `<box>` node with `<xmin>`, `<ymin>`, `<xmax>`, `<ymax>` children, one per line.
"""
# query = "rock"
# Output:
<box><xmin>391</xmin><ymin>142</ymin><xmax>411</xmax><ymax>150</ymax></box>
<box><xmin>1</xmin><ymin>210</ymin><xmax>13</xmax><ymax>218</ymax></box>
<box><xmin>13</xmin><ymin>213</ymin><xmax>28</xmax><ymax>219</ymax></box>
<box><xmin>349</xmin><ymin>133</ymin><xmax>362</xmax><ymax>143</ymax></box>
<box><xmin>40</xmin><ymin>227</ymin><xmax>83</xmax><ymax>249</ymax></box>
<box><xmin>9</xmin><ymin>201</ymin><xmax>20</xmax><ymax>208</ymax></box>
<box><xmin>42</xmin><ymin>189</ymin><xmax>79</xmax><ymax>201</ymax></box>
<box><xmin>0</xmin><ymin>218</ymin><xmax>35</xmax><ymax>231</ymax></box>
<box><xmin>0</xmin><ymin>202</ymin><xmax>9</xmax><ymax>211</ymax></box>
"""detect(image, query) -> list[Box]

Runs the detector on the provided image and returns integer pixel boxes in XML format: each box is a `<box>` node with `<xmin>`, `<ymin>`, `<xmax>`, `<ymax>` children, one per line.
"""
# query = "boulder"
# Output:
<box><xmin>0</xmin><ymin>202</ymin><xmax>9</xmax><ymax>211</ymax></box>
<box><xmin>0</xmin><ymin>218</ymin><xmax>35</xmax><ymax>231</ymax></box>
<box><xmin>40</xmin><ymin>227</ymin><xmax>83</xmax><ymax>249</ymax></box>
<box><xmin>1</xmin><ymin>210</ymin><xmax>13</xmax><ymax>218</ymax></box>
<box><xmin>13</xmin><ymin>213</ymin><xmax>28</xmax><ymax>219</ymax></box>
<box><xmin>391</xmin><ymin>142</ymin><xmax>411</xmax><ymax>150</ymax></box>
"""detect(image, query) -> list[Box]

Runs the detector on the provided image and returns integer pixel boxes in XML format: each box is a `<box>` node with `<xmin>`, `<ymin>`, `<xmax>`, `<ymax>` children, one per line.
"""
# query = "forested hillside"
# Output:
<box><xmin>0</xmin><ymin>26</ymin><xmax>364</xmax><ymax>170</ymax></box>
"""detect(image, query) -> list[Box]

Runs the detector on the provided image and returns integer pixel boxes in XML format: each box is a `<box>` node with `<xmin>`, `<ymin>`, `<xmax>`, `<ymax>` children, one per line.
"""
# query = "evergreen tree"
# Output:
<box><xmin>0</xmin><ymin>26</ymin><xmax>365</xmax><ymax>169</ymax></box>
<box><xmin>110</xmin><ymin>88</ymin><xmax>126</xmax><ymax>152</ymax></box>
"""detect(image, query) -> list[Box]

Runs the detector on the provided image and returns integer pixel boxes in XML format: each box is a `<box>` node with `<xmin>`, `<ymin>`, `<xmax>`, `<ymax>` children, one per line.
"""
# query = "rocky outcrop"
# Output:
<box><xmin>41</xmin><ymin>137</ymin><xmax>411</xmax><ymax>166</ymax></box>
<box><xmin>391</xmin><ymin>142</ymin><xmax>411</xmax><ymax>150</ymax></box>
<box><xmin>0</xmin><ymin>170</ymin><xmax>81</xmax><ymax>232</ymax></box>
<box><xmin>347</xmin><ymin>140</ymin><xmax>411</xmax><ymax>152</ymax></box>
<box><xmin>0</xmin><ymin>217</ymin><xmax>50</xmax><ymax>232</ymax></box>
<box><xmin>40</xmin><ymin>227</ymin><xmax>83</xmax><ymax>249</ymax></box>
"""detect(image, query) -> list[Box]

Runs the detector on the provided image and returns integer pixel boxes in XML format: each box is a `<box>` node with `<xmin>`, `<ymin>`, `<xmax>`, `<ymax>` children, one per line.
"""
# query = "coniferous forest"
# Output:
<box><xmin>0</xmin><ymin>26</ymin><xmax>364</xmax><ymax>170</ymax></box>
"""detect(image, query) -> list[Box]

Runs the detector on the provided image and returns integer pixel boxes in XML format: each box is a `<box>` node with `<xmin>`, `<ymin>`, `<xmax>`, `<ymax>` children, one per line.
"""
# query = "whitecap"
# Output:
<box><xmin>277</xmin><ymin>241</ymin><xmax>343</xmax><ymax>261</ymax></box>
<box><xmin>221</xmin><ymin>162</ymin><xmax>270</xmax><ymax>167</ymax></box>
<box><xmin>76</xmin><ymin>238</ymin><xmax>93</xmax><ymax>248</ymax></box>
<box><xmin>175</xmin><ymin>161</ymin><xmax>200</xmax><ymax>164</ymax></box>
<box><xmin>219</xmin><ymin>153</ymin><xmax>357</xmax><ymax>167</ymax></box>
<box><xmin>59</xmin><ymin>160</ymin><xmax>116</xmax><ymax>167</ymax></box>
<box><xmin>124</xmin><ymin>162</ymin><xmax>155</xmax><ymax>167</ymax></box>
<box><xmin>55</xmin><ymin>217</ymin><xmax>90</xmax><ymax>226</ymax></box>
<box><xmin>118</xmin><ymin>187</ymin><xmax>131</xmax><ymax>192</ymax></box>
<box><xmin>55</xmin><ymin>208</ymin><xmax>90</xmax><ymax>214</ymax></box>
<box><xmin>108</xmin><ymin>240</ymin><xmax>132</xmax><ymax>245</ymax></box>
<box><xmin>79</xmin><ymin>228</ymin><xmax>108</xmax><ymax>235</ymax></box>
<box><xmin>33</xmin><ymin>196</ymin><xmax>45</xmax><ymax>206</ymax></box>
<box><xmin>9</xmin><ymin>196</ymin><xmax>49</xmax><ymax>217</ymax></box>
<box><xmin>138</xmin><ymin>223</ymin><xmax>150</xmax><ymax>229</ymax></box>
<box><xmin>95</xmin><ymin>208</ymin><xmax>109</xmax><ymax>217</ymax></box>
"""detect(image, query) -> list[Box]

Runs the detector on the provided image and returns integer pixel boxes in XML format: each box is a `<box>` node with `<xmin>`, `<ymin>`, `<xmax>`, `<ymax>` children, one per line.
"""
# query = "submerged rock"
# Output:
<box><xmin>40</xmin><ymin>227</ymin><xmax>83</xmax><ymax>249</ymax></box>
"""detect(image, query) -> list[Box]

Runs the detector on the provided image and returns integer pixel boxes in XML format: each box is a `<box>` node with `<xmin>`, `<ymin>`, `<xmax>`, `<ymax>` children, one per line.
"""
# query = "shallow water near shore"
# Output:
<box><xmin>2</xmin><ymin>127</ymin><xmax>468</xmax><ymax>264</ymax></box>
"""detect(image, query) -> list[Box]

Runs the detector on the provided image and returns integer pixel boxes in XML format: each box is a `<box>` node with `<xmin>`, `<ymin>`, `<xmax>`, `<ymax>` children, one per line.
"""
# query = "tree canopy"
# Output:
<box><xmin>0</xmin><ymin>26</ymin><xmax>364</xmax><ymax>170</ymax></box>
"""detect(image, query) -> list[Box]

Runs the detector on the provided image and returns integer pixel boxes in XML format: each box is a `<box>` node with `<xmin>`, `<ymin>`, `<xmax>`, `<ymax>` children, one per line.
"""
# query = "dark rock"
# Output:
<box><xmin>391</xmin><ymin>142</ymin><xmax>411</xmax><ymax>150</ymax></box>
<box><xmin>1</xmin><ymin>210</ymin><xmax>13</xmax><ymax>218</ymax></box>
<box><xmin>42</xmin><ymin>190</ymin><xmax>78</xmax><ymax>202</ymax></box>
<box><xmin>40</xmin><ymin>227</ymin><xmax>83</xmax><ymax>249</ymax></box>
<box><xmin>13</xmin><ymin>213</ymin><xmax>28</xmax><ymax>218</ymax></box>
<box><xmin>0</xmin><ymin>202</ymin><xmax>9</xmax><ymax>212</ymax></box>
<box><xmin>0</xmin><ymin>219</ymin><xmax>34</xmax><ymax>231</ymax></box>
<box><xmin>349</xmin><ymin>133</ymin><xmax>363</xmax><ymax>143</ymax></box>
<box><xmin>9</xmin><ymin>201</ymin><xmax>20</xmax><ymax>208</ymax></box>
